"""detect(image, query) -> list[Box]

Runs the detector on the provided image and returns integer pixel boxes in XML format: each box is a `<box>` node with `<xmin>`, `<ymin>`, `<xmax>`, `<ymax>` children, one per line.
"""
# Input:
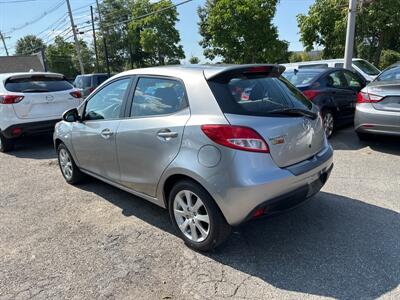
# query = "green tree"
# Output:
<box><xmin>97</xmin><ymin>0</ymin><xmax>133</xmax><ymax>72</ymax></box>
<box><xmin>379</xmin><ymin>50</ymin><xmax>400</xmax><ymax>69</ymax></box>
<box><xmin>198</xmin><ymin>0</ymin><xmax>289</xmax><ymax>64</ymax></box>
<box><xmin>297</xmin><ymin>0</ymin><xmax>400</xmax><ymax>64</ymax></box>
<box><xmin>45</xmin><ymin>37</ymin><xmax>94</xmax><ymax>79</ymax></box>
<box><xmin>15</xmin><ymin>35</ymin><xmax>46</xmax><ymax>55</ymax></box>
<box><xmin>189</xmin><ymin>56</ymin><xmax>200</xmax><ymax>64</ymax></box>
<box><xmin>129</xmin><ymin>0</ymin><xmax>185</xmax><ymax>66</ymax></box>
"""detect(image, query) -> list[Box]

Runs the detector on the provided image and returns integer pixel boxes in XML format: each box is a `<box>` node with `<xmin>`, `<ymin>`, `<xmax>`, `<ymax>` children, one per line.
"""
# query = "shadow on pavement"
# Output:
<box><xmin>330</xmin><ymin>127</ymin><xmax>400</xmax><ymax>155</ymax></box>
<box><xmin>77</xmin><ymin>178</ymin><xmax>400</xmax><ymax>299</ymax></box>
<box><xmin>5</xmin><ymin>134</ymin><xmax>56</xmax><ymax>160</ymax></box>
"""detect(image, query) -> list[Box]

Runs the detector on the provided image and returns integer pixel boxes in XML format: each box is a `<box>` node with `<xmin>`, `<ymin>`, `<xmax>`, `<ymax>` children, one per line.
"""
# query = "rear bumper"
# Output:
<box><xmin>208</xmin><ymin>145</ymin><xmax>334</xmax><ymax>226</ymax></box>
<box><xmin>355</xmin><ymin>104</ymin><xmax>400</xmax><ymax>136</ymax></box>
<box><xmin>2</xmin><ymin>119</ymin><xmax>61</xmax><ymax>139</ymax></box>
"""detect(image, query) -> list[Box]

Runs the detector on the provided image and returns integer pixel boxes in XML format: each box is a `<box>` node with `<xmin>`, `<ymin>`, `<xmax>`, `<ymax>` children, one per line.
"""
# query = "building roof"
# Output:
<box><xmin>0</xmin><ymin>54</ymin><xmax>45</xmax><ymax>74</ymax></box>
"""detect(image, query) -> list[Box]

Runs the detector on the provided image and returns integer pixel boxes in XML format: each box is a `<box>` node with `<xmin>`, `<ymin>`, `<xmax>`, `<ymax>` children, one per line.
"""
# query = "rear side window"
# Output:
<box><xmin>5</xmin><ymin>76</ymin><xmax>73</xmax><ymax>93</ymax></box>
<box><xmin>208</xmin><ymin>74</ymin><xmax>312</xmax><ymax>116</ymax></box>
<box><xmin>130</xmin><ymin>77</ymin><xmax>188</xmax><ymax>117</ymax></box>
<box><xmin>283</xmin><ymin>71</ymin><xmax>319</xmax><ymax>85</ymax></box>
<box><xmin>95</xmin><ymin>75</ymin><xmax>109</xmax><ymax>86</ymax></box>
<box><xmin>82</xmin><ymin>76</ymin><xmax>92</xmax><ymax>88</ymax></box>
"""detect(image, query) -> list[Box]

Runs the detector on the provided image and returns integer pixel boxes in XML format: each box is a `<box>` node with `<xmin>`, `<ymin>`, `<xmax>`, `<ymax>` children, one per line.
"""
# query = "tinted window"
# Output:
<box><xmin>130</xmin><ymin>77</ymin><xmax>188</xmax><ymax>117</ymax></box>
<box><xmin>334</xmin><ymin>63</ymin><xmax>344</xmax><ymax>68</ymax></box>
<box><xmin>5</xmin><ymin>76</ymin><xmax>73</xmax><ymax>93</ymax></box>
<box><xmin>343</xmin><ymin>71</ymin><xmax>363</xmax><ymax>88</ymax></box>
<box><xmin>283</xmin><ymin>70</ymin><xmax>320</xmax><ymax>85</ymax></box>
<box><xmin>298</xmin><ymin>64</ymin><xmax>328</xmax><ymax>69</ymax></box>
<box><xmin>376</xmin><ymin>65</ymin><xmax>400</xmax><ymax>81</ymax></box>
<box><xmin>326</xmin><ymin>71</ymin><xmax>346</xmax><ymax>88</ymax></box>
<box><xmin>84</xmin><ymin>78</ymin><xmax>130</xmax><ymax>121</ymax></box>
<box><xmin>82</xmin><ymin>76</ymin><xmax>92</xmax><ymax>88</ymax></box>
<box><xmin>353</xmin><ymin>60</ymin><xmax>380</xmax><ymax>76</ymax></box>
<box><xmin>208</xmin><ymin>74</ymin><xmax>312</xmax><ymax>117</ymax></box>
<box><xmin>95</xmin><ymin>75</ymin><xmax>109</xmax><ymax>86</ymax></box>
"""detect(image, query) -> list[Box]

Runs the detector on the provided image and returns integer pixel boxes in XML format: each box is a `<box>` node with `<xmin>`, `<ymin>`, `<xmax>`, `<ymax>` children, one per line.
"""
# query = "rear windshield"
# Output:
<box><xmin>376</xmin><ymin>65</ymin><xmax>400</xmax><ymax>81</ymax></box>
<box><xmin>283</xmin><ymin>70</ymin><xmax>320</xmax><ymax>86</ymax></box>
<box><xmin>5</xmin><ymin>76</ymin><xmax>73</xmax><ymax>93</ymax></box>
<box><xmin>353</xmin><ymin>60</ymin><xmax>380</xmax><ymax>76</ymax></box>
<box><xmin>208</xmin><ymin>74</ymin><xmax>312</xmax><ymax>116</ymax></box>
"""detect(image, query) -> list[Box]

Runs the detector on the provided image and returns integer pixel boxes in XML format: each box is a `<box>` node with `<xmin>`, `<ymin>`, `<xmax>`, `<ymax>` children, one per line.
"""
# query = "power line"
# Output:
<box><xmin>4</xmin><ymin>0</ymin><xmax>65</xmax><ymax>34</ymax></box>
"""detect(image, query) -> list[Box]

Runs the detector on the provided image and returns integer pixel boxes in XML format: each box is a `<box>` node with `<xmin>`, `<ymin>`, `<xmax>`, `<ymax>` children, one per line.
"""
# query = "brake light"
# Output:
<box><xmin>245</xmin><ymin>66</ymin><xmax>272</xmax><ymax>73</ymax></box>
<box><xmin>201</xmin><ymin>125</ymin><xmax>269</xmax><ymax>153</ymax></box>
<box><xmin>302</xmin><ymin>90</ymin><xmax>320</xmax><ymax>101</ymax></box>
<box><xmin>70</xmin><ymin>90</ymin><xmax>82</xmax><ymax>99</ymax></box>
<box><xmin>357</xmin><ymin>92</ymin><xmax>383</xmax><ymax>103</ymax></box>
<box><xmin>0</xmin><ymin>95</ymin><xmax>24</xmax><ymax>104</ymax></box>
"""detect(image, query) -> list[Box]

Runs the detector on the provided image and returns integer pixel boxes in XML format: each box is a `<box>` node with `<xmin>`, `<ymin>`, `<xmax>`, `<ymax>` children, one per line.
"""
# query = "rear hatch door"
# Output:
<box><xmin>5</xmin><ymin>74</ymin><xmax>80</xmax><ymax>119</ymax></box>
<box><xmin>206</xmin><ymin>65</ymin><xmax>326</xmax><ymax>168</ymax></box>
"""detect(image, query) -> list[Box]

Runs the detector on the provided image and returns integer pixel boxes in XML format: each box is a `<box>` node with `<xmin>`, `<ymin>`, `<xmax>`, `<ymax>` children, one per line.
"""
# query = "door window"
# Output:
<box><xmin>326</xmin><ymin>71</ymin><xmax>346</xmax><ymax>88</ymax></box>
<box><xmin>84</xmin><ymin>78</ymin><xmax>130</xmax><ymax>121</ymax></box>
<box><xmin>343</xmin><ymin>71</ymin><xmax>363</xmax><ymax>89</ymax></box>
<box><xmin>130</xmin><ymin>77</ymin><xmax>188</xmax><ymax>117</ymax></box>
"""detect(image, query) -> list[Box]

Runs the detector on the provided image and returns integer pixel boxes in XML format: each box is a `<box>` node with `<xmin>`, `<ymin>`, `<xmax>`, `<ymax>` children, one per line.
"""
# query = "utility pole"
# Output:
<box><xmin>344</xmin><ymin>0</ymin><xmax>357</xmax><ymax>70</ymax></box>
<box><xmin>96</xmin><ymin>0</ymin><xmax>111</xmax><ymax>76</ymax></box>
<box><xmin>0</xmin><ymin>32</ymin><xmax>9</xmax><ymax>56</ymax></box>
<box><xmin>66</xmin><ymin>0</ymin><xmax>85</xmax><ymax>74</ymax></box>
<box><xmin>90</xmin><ymin>5</ymin><xmax>100</xmax><ymax>72</ymax></box>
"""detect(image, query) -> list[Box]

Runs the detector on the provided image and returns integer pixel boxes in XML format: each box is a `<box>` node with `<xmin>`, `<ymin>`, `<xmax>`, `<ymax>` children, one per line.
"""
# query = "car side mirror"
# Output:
<box><xmin>63</xmin><ymin>108</ymin><xmax>81</xmax><ymax>122</ymax></box>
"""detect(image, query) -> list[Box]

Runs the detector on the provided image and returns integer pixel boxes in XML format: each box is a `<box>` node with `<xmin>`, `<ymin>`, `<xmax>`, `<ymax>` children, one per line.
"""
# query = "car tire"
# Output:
<box><xmin>322</xmin><ymin>110</ymin><xmax>335</xmax><ymax>139</ymax></box>
<box><xmin>57</xmin><ymin>143</ymin><xmax>85</xmax><ymax>185</ymax></box>
<box><xmin>168</xmin><ymin>179</ymin><xmax>231</xmax><ymax>252</ymax></box>
<box><xmin>356</xmin><ymin>132</ymin><xmax>373</xmax><ymax>141</ymax></box>
<box><xmin>0</xmin><ymin>133</ymin><xmax>14</xmax><ymax>153</ymax></box>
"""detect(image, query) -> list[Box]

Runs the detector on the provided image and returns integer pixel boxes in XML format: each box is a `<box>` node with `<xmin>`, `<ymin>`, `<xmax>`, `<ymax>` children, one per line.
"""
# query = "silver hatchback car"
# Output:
<box><xmin>55</xmin><ymin>65</ymin><xmax>333</xmax><ymax>251</ymax></box>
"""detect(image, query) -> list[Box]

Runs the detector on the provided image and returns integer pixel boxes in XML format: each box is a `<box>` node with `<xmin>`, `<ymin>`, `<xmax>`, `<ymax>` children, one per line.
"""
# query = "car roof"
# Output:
<box><xmin>117</xmin><ymin>64</ymin><xmax>285</xmax><ymax>80</ymax></box>
<box><xmin>282</xmin><ymin>58</ymin><xmax>365</xmax><ymax>66</ymax></box>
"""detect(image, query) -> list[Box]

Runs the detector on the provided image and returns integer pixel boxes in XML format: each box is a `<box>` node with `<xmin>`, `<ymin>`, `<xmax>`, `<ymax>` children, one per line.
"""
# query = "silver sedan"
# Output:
<box><xmin>355</xmin><ymin>63</ymin><xmax>400</xmax><ymax>140</ymax></box>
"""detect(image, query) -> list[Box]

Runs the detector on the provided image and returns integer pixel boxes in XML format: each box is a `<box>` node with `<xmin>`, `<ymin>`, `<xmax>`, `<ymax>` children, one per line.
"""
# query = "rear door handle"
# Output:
<box><xmin>100</xmin><ymin>128</ymin><xmax>114</xmax><ymax>139</ymax></box>
<box><xmin>157</xmin><ymin>129</ymin><xmax>178</xmax><ymax>140</ymax></box>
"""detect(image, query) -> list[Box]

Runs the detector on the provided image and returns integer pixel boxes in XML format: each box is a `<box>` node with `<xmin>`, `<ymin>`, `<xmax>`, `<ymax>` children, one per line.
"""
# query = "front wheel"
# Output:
<box><xmin>168</xmin><ymin>180</ymin><xmax>231</xmax><ymax>251</ymax></box>
<box><xmin>0</xmin><ymin>133</ymin><xmax>14</xmax><ymax>153</ymax></box>
<box><xmin>322</xmin><ymin>110</ymin><xmax>335</xmax><ymax>139</ymax></box>
<box><xmin>57</xmin><ymin>143</ymin><xmax>84</xmax><ymax>184</ymax></box>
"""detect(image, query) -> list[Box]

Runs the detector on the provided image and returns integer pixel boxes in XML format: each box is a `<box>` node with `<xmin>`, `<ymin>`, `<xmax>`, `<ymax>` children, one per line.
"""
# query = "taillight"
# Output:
<box><xmin>302</xmin><ymin>90</ymin><xmax>320</xmax><ymax>101</ymax></box>
<box><xmin>201</xmin><ymin>125</ymin><xmax>269</xmax><ymax>153</ymax></box>
<box><xmin>70</xmin><ymin>90</ymin><xmax>82</xmax><ymax>99</ymax></box>
<box><xmin>357</xmin><ymin>92</ymin><xmax>383</xmax><ymax>103</ymax></box>
<box><xmin>0</xmin><ymin>94</ymin><xmax>24</xmax><ymax>104</ymax></box>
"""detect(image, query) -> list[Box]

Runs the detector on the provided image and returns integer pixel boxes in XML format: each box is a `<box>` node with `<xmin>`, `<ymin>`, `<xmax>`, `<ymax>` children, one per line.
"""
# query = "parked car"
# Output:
<box><xmin>54</xmin><ymin>64</ymin><xmax>333</xmax><ymax>251</ymax></box>
<box><xmin>283</xmin><ymin>68</ymin><xmax>366</xmax><ymax>138</ymax></box>
<box><xmin>0</xmin><ymin>72</ymin><xmax>83</xmax><ymax>152</ymax></box>
<box><xmin>355</xmin><ymin>63</ymin><xmax>400</xmax><ymax>140</ymax></box>
<box><xmin>283</xmin><ymin>58</ymin><xmax>380</xmax><ymax>82</ymax></box>
<box><xmin>73</xmin><ymin>73</ymin><xmax>110</xmax><ymax>98</ymax></box>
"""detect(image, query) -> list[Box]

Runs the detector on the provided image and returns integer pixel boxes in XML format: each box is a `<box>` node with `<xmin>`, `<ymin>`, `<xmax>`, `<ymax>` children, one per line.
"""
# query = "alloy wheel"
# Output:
<box><xmin>323</xmin><ymin>112</ymin><xmax>334</xmax><ymax>138</ymax></box>
<box><xmin>59</xmin><ymin>148</ymin><xmax>73</xmax><ymax>180</ymax></box>
<box><xmin>173</xmin><ymin>190</ymin><xmax>210</xmax><ymax>243</ymax></box>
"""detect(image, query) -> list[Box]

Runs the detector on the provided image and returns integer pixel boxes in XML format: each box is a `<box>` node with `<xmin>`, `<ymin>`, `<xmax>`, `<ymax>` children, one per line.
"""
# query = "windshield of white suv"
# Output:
<box><xmin>353</xmin><ymin>60</ymin><xmax>380</xmax><ymax>76</ymax></box>
<box><xmin>5</xmin><ymin>76</ymin><xmax>73</xmax><ymax>93</ymax></box>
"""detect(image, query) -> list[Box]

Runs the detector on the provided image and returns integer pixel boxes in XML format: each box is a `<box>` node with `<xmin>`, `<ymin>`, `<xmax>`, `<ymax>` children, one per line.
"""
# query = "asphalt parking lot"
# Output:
<box><xmin>0</xmin><ymin>128</ymin><xmax>399</xmax><ymax>300</ymax></box>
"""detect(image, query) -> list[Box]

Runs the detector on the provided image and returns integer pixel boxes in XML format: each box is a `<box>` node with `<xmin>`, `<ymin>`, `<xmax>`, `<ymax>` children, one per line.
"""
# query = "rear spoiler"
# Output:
<box><xmin>204</xmin><ymin>64</ymin><xmax>286</xmax><ymax>80</ymax></box>
<box><xmin>6</xmin><ymin>73</ymin><xmax>65</xmax><ymax>82</ymax></box>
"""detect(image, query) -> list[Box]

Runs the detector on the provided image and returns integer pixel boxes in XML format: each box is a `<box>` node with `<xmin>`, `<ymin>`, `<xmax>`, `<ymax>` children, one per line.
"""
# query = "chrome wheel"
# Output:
<box><xmin>59</xmin><ymin>148</ymin><xmax>73</xmax><ymax>180</ymax></box>
<box><xmin>173</xmin><ymin>190</ymin><xmax>210</xmax><ymax>243</ymax></box>
<box><xmin>323</xmin><ymin>112</ymin><xmax>334</xmax><ymax>138</ymax></box>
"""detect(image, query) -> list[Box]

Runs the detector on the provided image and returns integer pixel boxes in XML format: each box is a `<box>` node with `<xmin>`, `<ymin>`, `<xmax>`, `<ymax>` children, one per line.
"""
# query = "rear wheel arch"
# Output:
<box><xmin>162</xmin><ymin>174</ymin><xmax>226</xmax><ymax>220</ymax></box>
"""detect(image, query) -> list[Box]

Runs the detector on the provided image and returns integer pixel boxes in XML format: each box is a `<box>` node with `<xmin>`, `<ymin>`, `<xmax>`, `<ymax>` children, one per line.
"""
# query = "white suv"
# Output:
<box><xmin>0</xmin><ymin>72</ymin><xmax>83</xmax><ymax>152</ymax></box>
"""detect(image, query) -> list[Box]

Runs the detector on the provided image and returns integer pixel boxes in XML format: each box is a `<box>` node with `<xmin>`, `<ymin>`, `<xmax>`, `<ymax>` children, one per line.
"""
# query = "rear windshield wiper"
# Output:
<box><xmin>269</xmin><ymin>107</ymin><xmax>318</xmax><ymax>119</ymax></box>
<box><xmin>21</xmin><ymin>89</ymin><xmax>49</xmax><ymax>93</ymax></box>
